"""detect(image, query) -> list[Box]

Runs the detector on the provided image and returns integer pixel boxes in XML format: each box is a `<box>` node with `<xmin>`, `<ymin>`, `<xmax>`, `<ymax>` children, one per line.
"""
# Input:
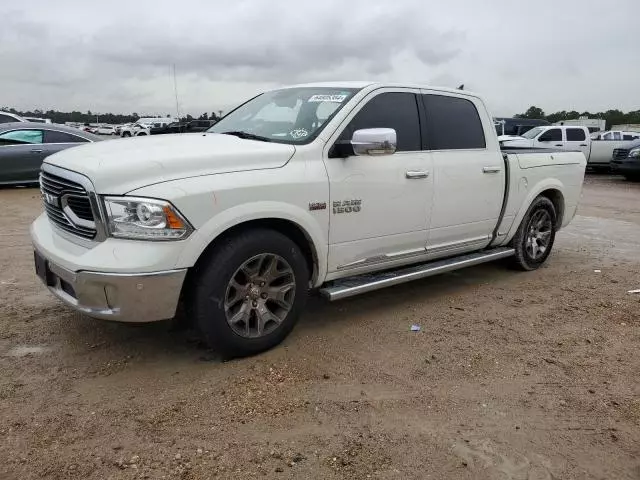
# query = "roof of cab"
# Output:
<box><xmin>276</xmin><ymin>81</ymin><xmax>481</xmax><ymax>99</ymax></box>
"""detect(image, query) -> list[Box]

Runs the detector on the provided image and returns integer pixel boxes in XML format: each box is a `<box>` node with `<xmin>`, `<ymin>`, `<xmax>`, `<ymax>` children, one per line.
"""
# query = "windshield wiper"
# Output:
<box><xmin>220</xmin><ymin>131</ymin><xmax>271</xmax><ymax>142</ymax></box>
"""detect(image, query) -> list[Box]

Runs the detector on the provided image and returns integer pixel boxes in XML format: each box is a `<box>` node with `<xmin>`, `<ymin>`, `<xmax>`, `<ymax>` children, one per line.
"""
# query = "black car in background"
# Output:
<box><xmin>150</xmin><ymin>119</ymin><xmax>217</xmax><ymax>135</ymax></box>
<box><xmin>0</xmin><ymin>123</ymin><xmax>102</xmax><ymax>185</ymax></box>
<box><xmin>611</xmin><ymin>140</ymin><xmax>640</xmax><ymax>181</ymax></box>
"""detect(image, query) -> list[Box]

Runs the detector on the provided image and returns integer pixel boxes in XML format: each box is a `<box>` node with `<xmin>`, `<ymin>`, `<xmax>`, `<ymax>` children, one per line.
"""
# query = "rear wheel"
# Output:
<box><xmin>510</xmin><ymin>196</ymin><xmax>557</xmax><ymax>271</ymax></box>
<box><xmin>188</xmin><ymin>229</ymin><xmax>309</xmax><ymax>358</ymax></box>
<box><xmin>122</xmin><ymin>132</ymin><xmax>131</xmax><ymax>137</ymax></box>
<box><xmin>624</xmin><ymin>174</ymin><xmax>640</xmax><ymax>182</ymax></box>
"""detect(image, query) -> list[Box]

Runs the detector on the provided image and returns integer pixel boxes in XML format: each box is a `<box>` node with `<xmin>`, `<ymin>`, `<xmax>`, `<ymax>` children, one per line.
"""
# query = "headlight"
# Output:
<box><xmin>103</xmin><ymin>196</ymin><xmax>193</xmax><ymax>240</ymax></box>
<box><xmin>629</xmin><ymin>148</ymin><xmax>640</xmax><ymax>158</ymax></box>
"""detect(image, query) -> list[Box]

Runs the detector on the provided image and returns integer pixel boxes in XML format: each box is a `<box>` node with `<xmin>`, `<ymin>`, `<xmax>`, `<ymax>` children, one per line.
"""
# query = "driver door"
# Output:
<box><xmin>323</xmin><ymin>89</ymin><xmax>433</xmax><ymax>275</ymax></box>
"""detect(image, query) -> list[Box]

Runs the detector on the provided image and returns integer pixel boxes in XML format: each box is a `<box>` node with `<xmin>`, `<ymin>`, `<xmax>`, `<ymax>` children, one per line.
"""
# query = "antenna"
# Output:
<box><xmin>173</xmin><ymin>64</ymin><xmax>180</xmax><ymax>119</ymax></box>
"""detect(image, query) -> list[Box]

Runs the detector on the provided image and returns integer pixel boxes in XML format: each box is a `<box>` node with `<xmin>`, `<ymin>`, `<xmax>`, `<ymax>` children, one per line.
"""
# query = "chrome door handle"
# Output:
<box><xmin>405</xmin><ymin>171</ymin><xmax>429</xmax><ymax>179</ymax></box>
<box><xmin>30</xmin><ymin>149</ymin><xmax>44</xmax><ymax>154</ymax></box>
<box><xmin>482</xmin><ymin>166</ymin><xmax>501</xmax><ymax>174</ymax></box>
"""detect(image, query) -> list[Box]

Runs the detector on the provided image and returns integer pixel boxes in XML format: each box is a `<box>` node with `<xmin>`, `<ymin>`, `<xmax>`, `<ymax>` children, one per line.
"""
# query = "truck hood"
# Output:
<box><xmin>500</xmin><ymin>138</ymin><xmax>535</xmax><ymax>148</ymax></box>
<box><xmin>44</xmin><ymin>133</ymin><xmax>296</xmax><ymax>193</ymax></box>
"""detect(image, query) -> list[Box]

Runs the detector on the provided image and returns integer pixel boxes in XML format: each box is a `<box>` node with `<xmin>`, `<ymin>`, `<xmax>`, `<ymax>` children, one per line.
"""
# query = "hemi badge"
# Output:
<box><xmin>309</xmin><ymin>202</ymin><xmax>327</xmax><ymax>211</ymax></box>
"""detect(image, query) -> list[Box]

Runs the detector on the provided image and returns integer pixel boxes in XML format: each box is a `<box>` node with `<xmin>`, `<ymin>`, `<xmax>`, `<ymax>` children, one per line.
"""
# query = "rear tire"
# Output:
<box><xmin>510</xmin><ymin>196</ymin><xmax>557</xmax><ymax>271</ymax></box>
<box><xmin>624</xmin><ymin>174</ymin><xmax>640</xmax><ymax>182</ymax></box>
<box><xmin>122</xmin><ymin>132</ymin><xmax>131</xmax><ymax>137</ymax></box>
<box><xmin>188</xmin><ymin>229</ymin><xmax>309</xmax><ymax>358</ymax></box>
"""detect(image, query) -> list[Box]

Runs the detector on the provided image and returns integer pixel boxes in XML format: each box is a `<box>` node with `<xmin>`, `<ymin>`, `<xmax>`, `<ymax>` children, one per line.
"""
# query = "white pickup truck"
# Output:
<box><xmin>501</xmin><ymin>125</ymin><xmax>638</xmax><ymax>170</ymax></box>
<box><xmin>31</xmin><ymin>82</ymin><xmax>586</xmax><ymax>357</ymax></box>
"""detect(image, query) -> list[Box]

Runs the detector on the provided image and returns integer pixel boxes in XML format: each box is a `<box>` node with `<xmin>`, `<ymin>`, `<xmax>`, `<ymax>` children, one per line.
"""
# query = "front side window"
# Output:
<box><xmin>0</xmin><ymin>129</ymin><xmax>43</xmax><ymax>145</ymax></box>
<box><xmin>337</xmin><ymin>92</ymin><xmax>421</xmax><ymax>151</ymax></box>
<box><xmin>208</xmin><ymin>87</ymin><xmax>360</xmax><ymax>144</ymax></box>
<box><xmin>538</xmin><ymin>128</ymin><xmax>562</xmax><ymax>142</ymax></box>
<box><xmin>422</xmin><ymin>94</ymin><xmax>486</xmax><ymax>150</ymax></box>
<box><xmin>566</xmin><ymin>128</ymin><xmax>586</xmax><ymax>141</ymax></box>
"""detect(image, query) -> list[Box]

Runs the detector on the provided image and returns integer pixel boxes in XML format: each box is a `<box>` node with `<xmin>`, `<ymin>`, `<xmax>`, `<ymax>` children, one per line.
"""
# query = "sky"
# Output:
<box><xmin>1</xmin><ymin>0</ymin><xmax>638</xmax><ymax>117</ymax></box>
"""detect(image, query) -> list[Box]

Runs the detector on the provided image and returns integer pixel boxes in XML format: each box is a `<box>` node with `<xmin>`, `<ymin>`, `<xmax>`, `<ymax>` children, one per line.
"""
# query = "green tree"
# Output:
<box><xmin>517</xmin><ymin>106</ymin><xmax>546</xmax><ymax>119</ymax></box>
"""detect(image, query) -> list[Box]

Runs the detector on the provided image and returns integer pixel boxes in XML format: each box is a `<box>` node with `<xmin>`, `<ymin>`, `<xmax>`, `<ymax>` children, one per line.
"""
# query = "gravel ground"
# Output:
<box><xmin>0</xmin><ymin>174</ymin><xmax>639</xmax><ymax>479</ymax></box>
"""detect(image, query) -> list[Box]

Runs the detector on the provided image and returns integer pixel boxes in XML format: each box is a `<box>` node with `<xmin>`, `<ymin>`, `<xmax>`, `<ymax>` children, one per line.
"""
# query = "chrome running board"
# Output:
<box><xmin>319</xmin><ymin>247</ymin><xmax>515</xmax><ymax>301</ymax></box>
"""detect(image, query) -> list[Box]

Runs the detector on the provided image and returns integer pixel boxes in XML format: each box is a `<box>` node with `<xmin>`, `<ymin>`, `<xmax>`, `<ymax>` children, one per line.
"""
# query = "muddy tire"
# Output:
<box><xmin>188</xmin><ymin>229</ymin><xmax>309</xmax><ymax>358</ymax></box>
<box><xmin>510</xmin><ymin>196</ymin><xmax>557</xmax><ymax>271</ymax></box>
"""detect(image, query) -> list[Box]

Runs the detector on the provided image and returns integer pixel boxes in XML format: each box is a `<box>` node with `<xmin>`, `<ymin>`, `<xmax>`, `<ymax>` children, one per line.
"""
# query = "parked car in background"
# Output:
<box><xmin>494</xmin><ymin>117</ymin><xmax>549</xmax><ymax>138</ymax></box>
<box><xmin>120</xmin><ymin>118</ymin><xmax>178</xmax><ymax>137</ymax></box>
<box><xmin>149</xmin><ymin>119</ymin><xmax>217</xmax><ymax>135</ymax></box>
<box><xmin>611</xmin><ymin>140</ymin><xmax>640</xmax><ymax>181</ymax></box>
<box><xmin>592</xmin><ymin>130</ymin><xmax>640</xmax><ymax>141</ymax></box>
<box><xmin>501</xmin><ymin>125</ymin><xmax>639</xmax><ymax>170</ymax></box>
<box><xmin>0</xmin><ymin>123</ymin><xmax>102</xmax><ymax>185</ymax></box>
<box><xmin>0</xmin><ymin>111</ymin><xmax>27</xmax><ymax>124</ymax></box>
<box><xmin>24</xmin><ymin>117</ymin><xmax>52</xmax><ymax>124</ymax></box>
<box><xmin>94</xmin><ymin>126</ymin><xmax>116</xmax><ymax>135</ymax></box>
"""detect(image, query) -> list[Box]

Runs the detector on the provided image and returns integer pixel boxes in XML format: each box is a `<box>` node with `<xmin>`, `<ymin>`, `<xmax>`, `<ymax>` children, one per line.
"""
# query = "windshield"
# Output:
<box><xmin>208</xmin><ymin>87</ymin><xmax>360</xmax><ymax>144</ymax></box>
<box><xmin>521</xmin><ymin>126</ymin><xmax>544</xmax><ymax>139</ymax></box>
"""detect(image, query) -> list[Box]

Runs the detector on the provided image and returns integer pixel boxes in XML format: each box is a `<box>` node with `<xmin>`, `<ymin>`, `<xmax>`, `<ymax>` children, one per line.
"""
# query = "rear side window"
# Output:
<box><xmin>44</xmin><ymin>130</ymin><xmax>88</xmax><ymax>143</ymax></box>
<box><xmin>421</xmin><ymin>94</ymin><xmax>486</xmax><ymax>150</ymax></box>
<box><xmin>538</xmin><ymin>128</ymin><xmax>562</xmax><ymax>142</ymax></box>
<box><xmin>566</xmin><ymin>128</ymin><xmax>586</xmax><ymax>141</ymax></box>
<box><xmin>0</xmin><ymin>129</ymin><xmax>43</xmax><ymax>145</ymax></box>
<box><xmin>340</xmin><ymin>92</ymin><xmax>421</xmax><ymax>152</ymax></box>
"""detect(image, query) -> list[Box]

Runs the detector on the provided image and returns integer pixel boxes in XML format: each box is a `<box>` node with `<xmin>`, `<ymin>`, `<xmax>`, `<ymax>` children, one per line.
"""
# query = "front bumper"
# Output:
<box><xmin>34</xmin><ymin>248</ymin><xmax>186</xmax><ymax>322</ymax></box>
<box><xmin>611</xmin><ymin>159</ymin><xmax>640</xmax><ymax>175</ymax></box>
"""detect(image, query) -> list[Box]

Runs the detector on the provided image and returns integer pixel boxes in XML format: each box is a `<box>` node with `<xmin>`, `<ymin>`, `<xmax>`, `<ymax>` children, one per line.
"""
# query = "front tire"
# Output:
<box><xmin>122</xmin><ymin>132</ymin><xmax>131</xmax><ymax>137</ymax></box>
<box><xmin>510</xmin><ymin>196</ymin><xmax>557</xmax><ymax>271</ymax></box>
<box><xmin>188</xmin><ymin>229</ymin><xmax>309</xmax><ymax>358</ymax></box>
<box><xmin>624</xmin><ymin>174</ymin><xmax>640</xmax><ymax>182</ymax></box>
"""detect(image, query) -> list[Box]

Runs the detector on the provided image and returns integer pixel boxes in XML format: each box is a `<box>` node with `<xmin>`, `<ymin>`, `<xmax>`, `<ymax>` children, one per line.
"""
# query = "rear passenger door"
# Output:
<box><xmin>565</xmin><ymin>127</ymin><xmax>589</xmax><ymax>157</ymax></box>
<box><xmin>420</xmin><ymin>92</ymin><xmax>505</xmax><ymax>257</ymax></box>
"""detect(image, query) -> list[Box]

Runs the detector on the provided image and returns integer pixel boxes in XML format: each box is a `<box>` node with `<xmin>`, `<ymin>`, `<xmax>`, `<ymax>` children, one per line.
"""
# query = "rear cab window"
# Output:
<box><xmin>566</xmin><ymin>128</ymin><xmax>586</xmax><ymax>141</ymax></box>
<box><xmin>420</xmin><ymin>94</ymin><xmax>486</xmax><ymax>150</ymax></box>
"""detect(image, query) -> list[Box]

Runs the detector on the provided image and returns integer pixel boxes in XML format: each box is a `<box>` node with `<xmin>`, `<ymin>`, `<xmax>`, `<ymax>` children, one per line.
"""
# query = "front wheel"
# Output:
<box><xmin>510</xmin><ymin>196</ymin><xmax>557</xmax><ymax>271</ymax></box>
<box><xmin>188</xmin><ymin>229</ymin><xmax>309</xmax><ymax>358</ymax></box>
<box><xmin>624</xmin><ymin>174</ymin><xmax>640</xmax><ymax>182</ymax></box>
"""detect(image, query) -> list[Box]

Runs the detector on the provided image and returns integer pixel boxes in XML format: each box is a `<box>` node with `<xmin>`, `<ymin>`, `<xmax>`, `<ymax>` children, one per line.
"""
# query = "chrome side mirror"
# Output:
<box><xmin>351</xmin><ymin>128</ymin><xmax>397</xmax><ymax>156</ymax></box>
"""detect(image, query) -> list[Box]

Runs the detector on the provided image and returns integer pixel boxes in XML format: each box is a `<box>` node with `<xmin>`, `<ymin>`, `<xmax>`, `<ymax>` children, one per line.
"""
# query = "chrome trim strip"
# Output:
<box><xmin>336</xmin><ymin>247</ymin><xmax>427</xmax><ymax>271</ymax></box>
<box><xmin>427</xmin><ymin>235</ymin><xmax>491</xmax><ymax>254</ymax></box>
<box><xmin>320</xmin><ymin>247</ymin><xmax>515</xmax><ymax>301</ymax></box>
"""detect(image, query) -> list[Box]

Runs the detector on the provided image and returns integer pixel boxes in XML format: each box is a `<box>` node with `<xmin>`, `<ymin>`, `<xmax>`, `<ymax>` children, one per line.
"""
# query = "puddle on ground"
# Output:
<box><xmin>4</xmin><ymin>346</ymin><xmax>50</xmax><ymax>357</ymax></box>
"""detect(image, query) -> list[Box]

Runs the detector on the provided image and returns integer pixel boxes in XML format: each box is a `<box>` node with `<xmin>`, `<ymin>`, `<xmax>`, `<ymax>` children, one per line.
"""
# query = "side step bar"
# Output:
<box><xmin>319</xmin><ymin>247</ymin><xmax>515</xmax><ymax>301</ymax></box>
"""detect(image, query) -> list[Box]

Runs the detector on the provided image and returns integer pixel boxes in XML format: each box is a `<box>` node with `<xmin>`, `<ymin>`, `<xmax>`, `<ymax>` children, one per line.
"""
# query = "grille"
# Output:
<box><xmin>612</xmin><ymin>149</ymin><xmax>629</xmax><ymax>162</ymax></box>
<box><xmin>40</xmin><ymin>170</ymin><xmax>97</xmax><ymax>239</ymax></box>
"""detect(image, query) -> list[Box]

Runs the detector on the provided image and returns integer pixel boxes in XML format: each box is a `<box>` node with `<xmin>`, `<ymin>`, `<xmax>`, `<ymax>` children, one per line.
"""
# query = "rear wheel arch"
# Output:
<box><xmin>538</xmin><ymin>188</ymin><xmax>565</xmax><ymax>228</ymax></box>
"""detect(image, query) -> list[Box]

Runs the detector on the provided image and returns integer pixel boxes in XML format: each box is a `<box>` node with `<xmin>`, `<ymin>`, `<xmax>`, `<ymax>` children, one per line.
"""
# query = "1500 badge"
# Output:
<box><xmin>333</xmin><ymin>199</ymin><xmax>362</xmax><ymax>214</ymax></box>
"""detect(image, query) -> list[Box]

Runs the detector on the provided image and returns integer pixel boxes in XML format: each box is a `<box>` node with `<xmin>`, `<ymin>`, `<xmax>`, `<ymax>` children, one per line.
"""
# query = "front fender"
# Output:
<box><xmin>176</xmin><ymin>201</ymin><xmax>328</xmax><ymax>287</ymax></box>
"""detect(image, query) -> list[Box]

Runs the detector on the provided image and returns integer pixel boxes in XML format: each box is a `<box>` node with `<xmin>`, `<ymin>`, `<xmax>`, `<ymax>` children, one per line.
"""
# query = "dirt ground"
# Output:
<box><xmin>1</xmin><ymin>174</ymin><xmax>639</xmax><ymax>480</ymax></box>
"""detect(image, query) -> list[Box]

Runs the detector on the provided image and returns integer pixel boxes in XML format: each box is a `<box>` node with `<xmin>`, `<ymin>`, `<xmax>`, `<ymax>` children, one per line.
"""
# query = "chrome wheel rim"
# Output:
<box><xmin>525</xmin><ymin>209</ymin><xmax>553</xmax><ymax>260</ymax></box>
<box><xmin>224</xmin><ymin>253</ymin><xmax>296</xmax><ymax>338</ymax></box>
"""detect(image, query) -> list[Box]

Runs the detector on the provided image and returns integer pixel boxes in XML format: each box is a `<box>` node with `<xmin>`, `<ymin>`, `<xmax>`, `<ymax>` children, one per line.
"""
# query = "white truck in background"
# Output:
<box><xmin>31</xmin><ymin>82</ymin><xmax>586</xmax><ymax>357</ymax></box>
<box><xmin>501</xmin><ymin>125</ymin><xmax>639</xmax><ymax>170</ymax></box>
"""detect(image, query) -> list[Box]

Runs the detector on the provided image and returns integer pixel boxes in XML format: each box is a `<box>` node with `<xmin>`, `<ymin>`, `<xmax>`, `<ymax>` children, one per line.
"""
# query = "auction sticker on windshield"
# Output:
<box><xmin>308</xmin><ymin>94</ymin><xmax>348</xmax><ymax>103</ymax></box>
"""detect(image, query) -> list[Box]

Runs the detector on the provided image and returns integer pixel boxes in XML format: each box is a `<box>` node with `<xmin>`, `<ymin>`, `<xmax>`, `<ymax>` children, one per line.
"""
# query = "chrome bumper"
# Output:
<box><xmin>34</xmin><ymin>250</ymin><xmax>187</xmax><ymax>322</ymax></box>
